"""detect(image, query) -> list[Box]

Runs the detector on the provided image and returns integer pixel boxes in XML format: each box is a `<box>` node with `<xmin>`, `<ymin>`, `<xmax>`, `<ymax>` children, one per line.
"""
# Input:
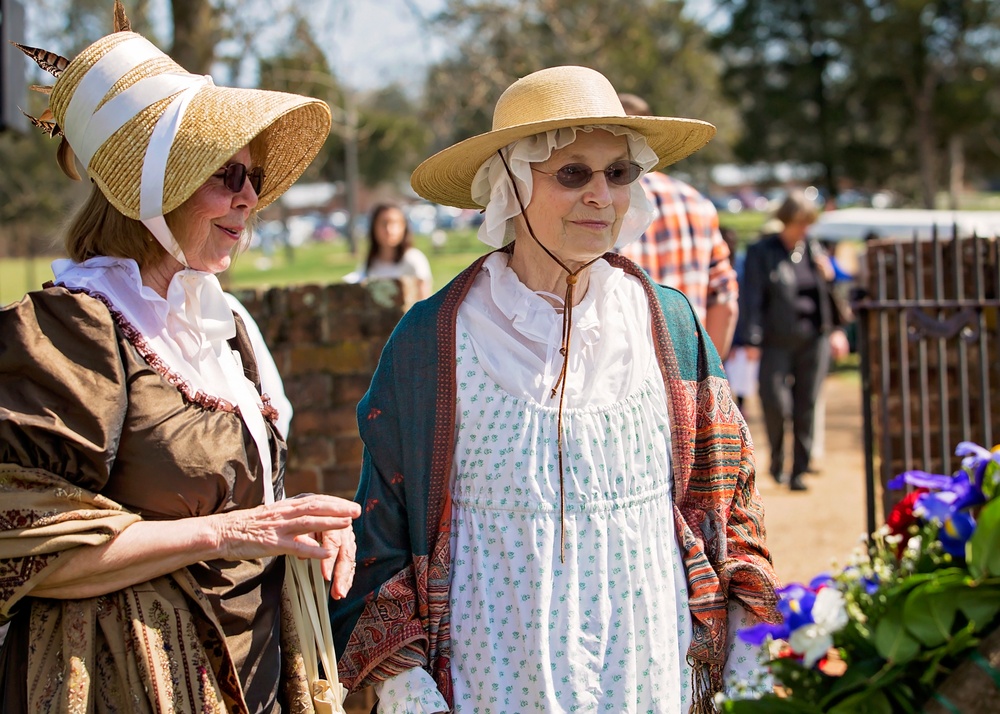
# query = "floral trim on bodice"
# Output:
<box><xmin>67</xmin><ymin>286</ymin><xmax>278</xmax><ymax>425</ymax></box>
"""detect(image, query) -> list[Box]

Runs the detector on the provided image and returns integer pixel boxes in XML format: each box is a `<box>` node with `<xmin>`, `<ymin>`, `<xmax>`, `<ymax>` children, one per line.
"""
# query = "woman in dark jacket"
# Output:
<box><xmin>738</xmin><ymin>192</ymin><xmax>849</xmax><ymax>491</ymax></box>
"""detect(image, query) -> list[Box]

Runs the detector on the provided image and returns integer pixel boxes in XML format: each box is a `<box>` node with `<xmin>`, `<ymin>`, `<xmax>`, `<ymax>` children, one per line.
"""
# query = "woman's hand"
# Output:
<box><xmin>213</xmin><ymin>493</ymin><xmax>360</xmax><ymax>564</ymax></box>
<box><xmin>321</xmin><ymin>526</ymin><xmax>358</xmax><ymax>599</ymax></box>
<box><xmin>31</xmin><ymin>494</ymin><xmax>361</xmax><ymax>600</ymax></box>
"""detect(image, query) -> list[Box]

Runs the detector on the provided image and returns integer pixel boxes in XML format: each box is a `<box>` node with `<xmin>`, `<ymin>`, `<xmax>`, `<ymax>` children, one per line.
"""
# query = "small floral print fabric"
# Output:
<box><xmin>448</xmin><ymin>328</ymin><xmax>689</xmax><ymax>713</ymax></box>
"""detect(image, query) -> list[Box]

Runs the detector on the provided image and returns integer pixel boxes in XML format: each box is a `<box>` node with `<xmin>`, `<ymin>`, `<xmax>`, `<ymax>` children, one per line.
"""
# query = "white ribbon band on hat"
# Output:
<box><xmin>58</xmin><ymin>38</ymin><xmax>274</xmax><ymax>500</ymax></box>
<box><xmin>139</xmin><ymin>77</ymin><xmax>213</xmax><ymax>266</ymax></box>
<box><xmin>61</xmin><ymin>35</ymin><xmax>215</xmax><ymax>265</ymax></box>
<box><xmin>62</xmin><ymin>36</ymin><xmax>162</xmax><ymax>158</ymax></box>
<box><xmin>470</xmin><ymin>125</ymin><xmax>658</xmax><ymax>250</ymax></box>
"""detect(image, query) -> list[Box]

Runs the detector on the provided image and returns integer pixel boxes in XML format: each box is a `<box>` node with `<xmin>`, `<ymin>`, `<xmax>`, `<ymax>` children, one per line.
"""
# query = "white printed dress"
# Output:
<box><xmin>373</xmin><ymin>255</ymin><xmax>766</xmax><ymax>713</ymax></box>
<box><xmin>449</xmin><ymin>328</ymin><xmax>691</xmax><ymax>713</ymax></box>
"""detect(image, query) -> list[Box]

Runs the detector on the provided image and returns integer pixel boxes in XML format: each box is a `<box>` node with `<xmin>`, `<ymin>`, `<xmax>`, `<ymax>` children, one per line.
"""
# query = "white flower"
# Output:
<box><xmin>788</xmin><ymin>588</ymin><xmax>849</xmax><ymax>667</ymax></box>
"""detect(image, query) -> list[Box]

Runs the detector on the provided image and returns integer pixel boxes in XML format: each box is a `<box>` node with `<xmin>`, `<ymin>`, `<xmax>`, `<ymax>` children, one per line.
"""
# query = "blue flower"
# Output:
<box><xmin>737</xmin><ymin>582</ymin><xmax>848</xmax><ymax>667</ymax></box>
<box><xmin>915</xmin><ymin>493</ymin><xmax>977</xmax><ymax>557</ymax></box>
<box><xmin>739</xmin><ymin>583</ymin><xmax>820</xmax><ymax>646</ymax></box>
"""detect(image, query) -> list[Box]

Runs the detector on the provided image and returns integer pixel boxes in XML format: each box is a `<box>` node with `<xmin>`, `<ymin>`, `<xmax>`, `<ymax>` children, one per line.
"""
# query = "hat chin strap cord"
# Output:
<box><xmin>497</xmin><ymin>150</ymin><xmax>600</xmax><ymax>563</ymax></box>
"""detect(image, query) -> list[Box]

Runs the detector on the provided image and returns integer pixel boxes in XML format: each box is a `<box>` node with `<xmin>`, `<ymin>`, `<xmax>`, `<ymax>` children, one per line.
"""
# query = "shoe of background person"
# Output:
<box><xmin>789</xmin><ymin>473</ymin><xmax>808</xmax><ymax>491</ymax></box>
<box><xmin>771</xmin><ymin>471</ymin><xmax>786</xmax><ymax>485</ymax></box>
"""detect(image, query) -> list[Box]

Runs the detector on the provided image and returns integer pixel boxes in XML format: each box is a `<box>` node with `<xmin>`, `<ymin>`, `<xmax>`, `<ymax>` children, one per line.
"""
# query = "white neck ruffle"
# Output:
<box><xmin>52</xmin><ymin>256</ymin><xmax>275</xmax><ymax>502</ymax></box>
<box><xmin>457</xmin><ymin>252</ymin><xmax>656</xmax><ymax>406</ymax></box>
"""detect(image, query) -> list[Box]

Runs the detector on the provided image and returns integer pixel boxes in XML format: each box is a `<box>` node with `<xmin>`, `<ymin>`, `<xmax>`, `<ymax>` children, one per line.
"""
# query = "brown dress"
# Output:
<box><xmin>0</xmin><ymin>286</ymin><xmax>287</xmax><ymax>713</ymax></box>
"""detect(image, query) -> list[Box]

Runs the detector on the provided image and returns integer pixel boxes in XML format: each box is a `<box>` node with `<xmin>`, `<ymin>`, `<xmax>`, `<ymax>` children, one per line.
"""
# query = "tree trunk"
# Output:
<box><xmin>169</xmin><ymin>0</ymin><xmax>218</xmax><ymax>75</ymax></box>
<box><xmin>948</xmin><ymin>134</ymin><xmax>964</xmax><ymax>211</ymax></box>
<box><xmin>915</xmin><ymin>77</ymin><xmax>938</xmax><ymax>209</ymax></box>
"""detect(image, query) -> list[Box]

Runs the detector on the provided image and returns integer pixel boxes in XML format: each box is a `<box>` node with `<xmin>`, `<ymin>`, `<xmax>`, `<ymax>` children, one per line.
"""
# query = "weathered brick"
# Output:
<box><xmin>331</xmin><ymin>376</ymin><xmax>373</xmax><ymax>407</ymax></box>
<box><xmin>289</xmin><ymin>342</ymin><xmax>373</xmax><ymax>375</ymax></box>
<box><xmin>321</xmin><ymin>466</ymin><xmax>363</xmax><ymax>499</ymax></box>
<box><xmin>286</xmin><ymin>284</ymin><xmax>325</xmax><ymax>313</ymax></box>
<box><xmin>325</xmin><ymin>283</ymin><xmax>374</xmax><ymax>313</ymax></box>
<box><xmin>324</xmin><ymin>311</ymin><xmax>365</xmax><ymax>341</ymax></box>
<box><xmin>289</xmin><ymin>435</ymin><xmax>336</xmax><ymax>468</ymax></box>
<box><xmin>333</xmin><ymin>435</ymin><xmax>365</xmax><ymax>465</ymax></box>
<box><xmin>235</xmin><ymin>281</ymin><xmax>409</xmax><ymax>502</ymax></box>
<box><xmin>292</xmin><ymin>405</ymin><xmax>359</xmax><ymax>436</ymax></box>
<box><xmin>284</xmin><ymin>467</ymin><xmax>321</xmax><ymax>497</ymax></box>
<box><xmin>284</xmin><ymin>373</ymin><xmax>334</xmax><ymax>409</ymax></box>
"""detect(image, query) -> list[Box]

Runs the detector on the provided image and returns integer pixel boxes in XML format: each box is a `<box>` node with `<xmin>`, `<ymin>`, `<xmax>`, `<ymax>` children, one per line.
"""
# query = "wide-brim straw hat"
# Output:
<box><xmin>411</xmin><ymin>65</ymin><xmax>716</xmax><ymax>209</ymax></box>
<box><xmin>42</xmin><ymin>31</ymin><xmax>330</xmax><ymax>219</ymax></box>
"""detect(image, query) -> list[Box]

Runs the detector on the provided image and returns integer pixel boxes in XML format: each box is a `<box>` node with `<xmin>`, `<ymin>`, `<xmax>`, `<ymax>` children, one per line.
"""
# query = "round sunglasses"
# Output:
<box><xmin>531</xmin><ymin>160</ymin><xmax>643</xmax><ymax>189</ymax></box>
<box><xmin>217</xmin><ymin>163</ymin><xmax>265</xmax><ymax>194</ymax></box>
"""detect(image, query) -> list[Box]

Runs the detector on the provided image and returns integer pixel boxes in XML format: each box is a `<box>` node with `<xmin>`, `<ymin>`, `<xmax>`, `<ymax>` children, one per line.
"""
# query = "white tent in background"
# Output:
<box><xmin>811</xmin><ymin>208</ymin><xmax>1000</xmax><ymax>242</ymax></box>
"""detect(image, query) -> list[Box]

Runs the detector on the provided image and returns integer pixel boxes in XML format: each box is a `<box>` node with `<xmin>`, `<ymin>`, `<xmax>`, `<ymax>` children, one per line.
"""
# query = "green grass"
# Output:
<box><xmin>0</xmin><ymin>256</ymin><xmax>57</xmax><ymax>307</ymax></box>
<box><xmin>717</xmin><ymin>210</ymin><xmax>769</xmax><ymax>243</ymax></box>
<box><xmin>0</xmin><ymin>231</ymin><xmax>493</xmax><ymax>306</ymax></box>
<box><xmin>226</xmin><ymin>230</ymin><xmax>490</xmax><ymax>294</ymax></box>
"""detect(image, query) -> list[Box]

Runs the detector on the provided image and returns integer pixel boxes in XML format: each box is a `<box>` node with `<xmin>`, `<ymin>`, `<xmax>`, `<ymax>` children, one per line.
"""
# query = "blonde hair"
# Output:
<box><xmin>64</xmin><ymin>185</ymin><xmax>165</xmax><ymax>267</ymax></box>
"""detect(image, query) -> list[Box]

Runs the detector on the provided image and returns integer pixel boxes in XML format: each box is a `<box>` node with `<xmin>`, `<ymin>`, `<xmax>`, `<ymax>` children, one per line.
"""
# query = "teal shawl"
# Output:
<box><xmin>330</xmin><ymin>251</ymin><xmax>780</xmax><ymax>711</ymax></box>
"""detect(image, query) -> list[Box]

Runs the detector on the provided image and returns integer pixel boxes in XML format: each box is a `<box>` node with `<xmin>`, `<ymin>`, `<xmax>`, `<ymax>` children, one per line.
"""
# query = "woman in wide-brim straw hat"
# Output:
<box><xmin>0</xmin><ymin>2</ymin><xmax>360</xmax><ymax>711</ymax></box>
<box><xmin>330</xmin><ymin>65</ymin><xmax>781</xmax><ymax>713</ymax></box>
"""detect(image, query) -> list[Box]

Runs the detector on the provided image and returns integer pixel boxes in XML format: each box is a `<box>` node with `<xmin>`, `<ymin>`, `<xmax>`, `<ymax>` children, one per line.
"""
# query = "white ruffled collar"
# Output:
<box><xmin>53</xmin><ymin>256</ymin><xmax>236</xmax><ymax>361</ymax></box>
<box><xmin>481</xmin><ymin>252</ymin><xmax>623</xmax><ymax>347</ymax></box>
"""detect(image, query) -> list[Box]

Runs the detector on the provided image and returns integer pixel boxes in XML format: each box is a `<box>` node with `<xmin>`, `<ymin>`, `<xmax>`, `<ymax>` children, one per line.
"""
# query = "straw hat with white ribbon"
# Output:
<box><xmin>17</xmin><ymin>2</ymin><xmax>331</xmax><ymax>265</ymax></box>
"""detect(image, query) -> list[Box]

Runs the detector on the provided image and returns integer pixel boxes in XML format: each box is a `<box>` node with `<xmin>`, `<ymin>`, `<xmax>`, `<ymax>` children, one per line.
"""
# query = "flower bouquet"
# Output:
<box><xmin>723</xmin><ymin>442</ymin><xmax>1000</xmax><ymax>713</ymax></box>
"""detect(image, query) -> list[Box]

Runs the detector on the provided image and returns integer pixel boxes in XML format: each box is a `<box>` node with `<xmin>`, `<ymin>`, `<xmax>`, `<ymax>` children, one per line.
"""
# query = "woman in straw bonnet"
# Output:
<box><xmin>330</xmin><ymin>66</ymin><xmax>780</xmax><ymax>713</ymax></box>
<box><xmin>0</xmin><ymin>3</ymin><xmax>359</xmax><ymax>711</ymax></box>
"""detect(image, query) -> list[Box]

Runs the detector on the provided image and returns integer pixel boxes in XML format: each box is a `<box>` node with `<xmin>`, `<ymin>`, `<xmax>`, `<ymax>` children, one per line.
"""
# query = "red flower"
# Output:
<box><xmin>886</xmin><ymin>488</ymin><xmax>927</xmax><ymax>537</ymax></box>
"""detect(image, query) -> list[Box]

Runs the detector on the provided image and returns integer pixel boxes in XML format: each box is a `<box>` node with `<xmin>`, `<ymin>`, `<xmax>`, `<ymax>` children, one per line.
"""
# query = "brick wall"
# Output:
<box><xmin>231</xmin><ymin>277</ymin><xmax>420</xmax><ymax>502</ymax></box>
<box><xmin>231</xmin><ymin>277</ymin><xmax>421</xmax><ymax>713</ymax></box>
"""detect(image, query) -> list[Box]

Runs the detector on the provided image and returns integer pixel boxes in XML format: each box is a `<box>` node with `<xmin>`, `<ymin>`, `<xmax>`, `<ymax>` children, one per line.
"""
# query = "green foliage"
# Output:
<box><xmin>723</xmin><ymin>477</ymin><xmax>1000</xmax><ymax>713</ymax></box>
<box><xmin>712</xmin><ymin>0</ymin><xmax>1000</xmax><ymax>206</ymax></box>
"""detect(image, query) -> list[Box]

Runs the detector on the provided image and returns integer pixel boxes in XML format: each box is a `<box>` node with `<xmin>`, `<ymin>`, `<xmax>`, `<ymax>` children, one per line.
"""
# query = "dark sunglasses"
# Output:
<box><xmin>531</xmin><ymin>160</ymin><xmax>643</xmax><ymax>189</ymax></box>
<box><xmin>218</xmin><ymin>163</ymin><xmax>265</xmax><ymax>194</ymax></box>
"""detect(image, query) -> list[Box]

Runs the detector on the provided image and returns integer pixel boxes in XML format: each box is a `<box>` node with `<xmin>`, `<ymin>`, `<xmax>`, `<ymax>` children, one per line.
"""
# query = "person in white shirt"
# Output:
<box><xmin>362</xmin><ymin>203</ymin><xmax>433</xmax><ymax>300</ymax></box>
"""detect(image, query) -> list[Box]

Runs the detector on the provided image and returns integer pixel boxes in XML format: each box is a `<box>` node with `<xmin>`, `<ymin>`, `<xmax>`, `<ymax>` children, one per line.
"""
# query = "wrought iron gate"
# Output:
<box><xmin>855</xmin><ymin>231</ymin><xmax>1000</xmax><ymax>534</ymax></box>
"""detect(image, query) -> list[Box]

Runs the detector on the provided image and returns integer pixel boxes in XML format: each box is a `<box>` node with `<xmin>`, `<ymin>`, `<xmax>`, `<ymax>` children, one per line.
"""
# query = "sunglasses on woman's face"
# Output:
<box><xmin>531</xmin><ymin>160</ymin><xmax>643</xmax><ymax>190</ymax></box>
<box><xmin>218</xmin><ymin>163</ymin><xmax>264</xmax><ymax>194</ymax></box>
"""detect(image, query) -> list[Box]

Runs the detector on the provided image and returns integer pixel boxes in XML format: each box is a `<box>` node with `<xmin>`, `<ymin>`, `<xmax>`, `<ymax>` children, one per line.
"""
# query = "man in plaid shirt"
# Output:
<box><xmin>616</xmin><ymin>94</ymin><xmax>739</xmax><ymax>359</ymax></box>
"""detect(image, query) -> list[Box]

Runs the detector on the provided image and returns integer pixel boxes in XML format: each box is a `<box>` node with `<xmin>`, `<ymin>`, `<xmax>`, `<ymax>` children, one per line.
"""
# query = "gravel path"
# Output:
<box><xmin>743</xmin><ymin>370</ymin><xmax>870</xmax><ymax>585</ymax></box>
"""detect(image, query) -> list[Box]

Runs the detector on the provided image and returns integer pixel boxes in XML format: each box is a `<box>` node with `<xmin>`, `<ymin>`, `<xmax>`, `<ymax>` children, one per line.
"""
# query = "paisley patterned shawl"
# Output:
<box><xmin>0</xmin><ymin>463</ymin><xmax>317</xmax><ymax>714</ymax></box>
<box><xmin>331</xmin><ymin>249</ymin><xmax>781</xmax><ymax>711</ymax></box>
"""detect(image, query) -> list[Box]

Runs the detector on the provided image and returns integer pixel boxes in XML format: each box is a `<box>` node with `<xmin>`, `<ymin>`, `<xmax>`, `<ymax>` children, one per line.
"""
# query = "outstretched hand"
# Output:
<box><xmin>212</xmin><ymin>494</ymin><xmax>361</xmax><ymax>595</ymax></box>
